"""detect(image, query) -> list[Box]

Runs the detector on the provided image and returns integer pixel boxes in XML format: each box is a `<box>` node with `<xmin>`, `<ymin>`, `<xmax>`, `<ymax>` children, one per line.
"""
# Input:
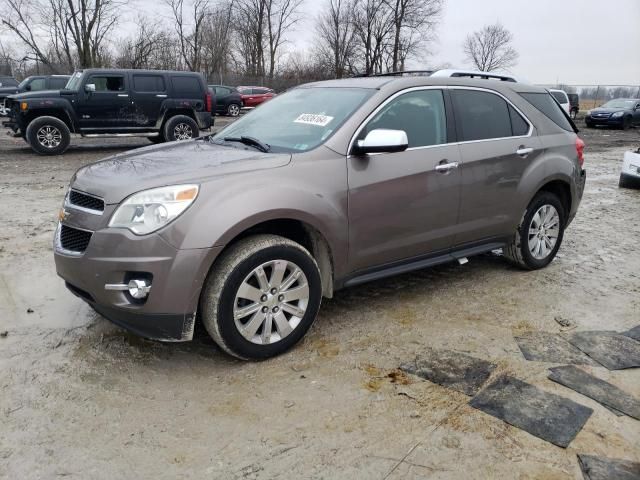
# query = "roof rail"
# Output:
<box><xmin>354</xmin><ymin>70</ymin><xmax>434</xmax><ymax>78</ymax></box>
<box><xmin>431</xmin><ymin>69</ymin><xmax>517</xmax><ymax>82</ymax></box>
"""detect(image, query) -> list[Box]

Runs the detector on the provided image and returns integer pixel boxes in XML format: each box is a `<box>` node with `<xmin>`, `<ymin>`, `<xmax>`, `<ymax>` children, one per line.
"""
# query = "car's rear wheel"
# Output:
<box><xmin>504</xmin><ymin>192</ymin><xmax>566</xmax><ymax>270</ymax></box>
<box><xmin>227</xmin><ymin>103</ymin><xmax>241</xmax><ymax>117</ymax></box>
<box><xmin>164</xmin><ymin>115</ymin><xmax>199</xmax><ymax>142</ymax></box>
<box><xmin>25</xmin><ymin>116</ymin><xmax>70</xmax><ymax>155</ymax></box>
<box><xmin>200</xmin><ymin>234</ymin><xmax>322</xmax><ymax>360</ymax></box>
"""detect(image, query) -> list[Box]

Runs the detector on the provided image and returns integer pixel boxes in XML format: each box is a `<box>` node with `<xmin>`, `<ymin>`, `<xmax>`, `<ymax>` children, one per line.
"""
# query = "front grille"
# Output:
<box><xmin>69</xmin><ymin>190</ymin><xmax>104</xmax><ymax>212</ymax></box>
<box><xmin>60</xmin><ymin>225</ymin><xmax>92</xmax><ymax>253</ymax></box>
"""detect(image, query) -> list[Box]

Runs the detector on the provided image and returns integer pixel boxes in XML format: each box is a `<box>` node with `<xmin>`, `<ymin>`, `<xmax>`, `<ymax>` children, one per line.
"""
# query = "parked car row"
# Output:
<box><xmin>209</xmin><ymin>84</ymin><xmax>276</xmax><ymax>116</ymax></box>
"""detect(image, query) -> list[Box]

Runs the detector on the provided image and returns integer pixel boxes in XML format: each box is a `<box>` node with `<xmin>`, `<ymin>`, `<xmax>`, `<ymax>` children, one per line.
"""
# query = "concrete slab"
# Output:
<box><xmin>578</xmin><ymin>454</ymin><xmax>640</xmax><ymax>480</ymax></box>
<box><xmin>515</xmin><ymin>332</ymin><xmax>600</xmax><ymax>366</ymax></box>
<box><xmin>565</xmin><ymin>331</ymin><xmax>640</xmax><ymax>370</ymax></box>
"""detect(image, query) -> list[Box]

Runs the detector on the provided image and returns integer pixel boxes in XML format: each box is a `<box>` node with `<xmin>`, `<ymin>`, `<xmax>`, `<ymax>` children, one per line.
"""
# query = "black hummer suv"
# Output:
<box><xmin>3</xmin><ymin>69</ymin><xmax>213</xmax><ymax>155</ymax></box>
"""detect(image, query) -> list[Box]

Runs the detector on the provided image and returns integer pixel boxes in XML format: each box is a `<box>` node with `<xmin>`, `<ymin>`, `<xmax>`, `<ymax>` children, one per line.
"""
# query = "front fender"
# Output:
<box><xmin>159</xmin><ymin>160</ymin><xmax>349</xmax><ymax>277</ymax></box>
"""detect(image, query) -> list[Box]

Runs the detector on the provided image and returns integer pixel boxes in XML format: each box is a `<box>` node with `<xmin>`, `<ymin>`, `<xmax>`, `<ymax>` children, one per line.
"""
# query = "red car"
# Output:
<box><xmin>237</xmin><ymin>86</ymin><xmax>275</xmax><ymax>108</ymax></box>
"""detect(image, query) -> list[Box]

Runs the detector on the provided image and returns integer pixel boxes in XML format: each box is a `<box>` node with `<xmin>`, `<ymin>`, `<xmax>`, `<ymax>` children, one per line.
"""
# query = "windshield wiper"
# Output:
<box><xmin>223</xmin><ymin>136</ymin><xmax>270</xmax><ymax>153</ymax></box>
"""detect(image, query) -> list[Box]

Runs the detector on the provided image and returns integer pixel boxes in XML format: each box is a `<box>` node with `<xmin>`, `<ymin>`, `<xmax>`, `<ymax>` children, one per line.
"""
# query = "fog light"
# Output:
<box><xmin>128</xmin><ymin>279</ymin><xmax>151</xmax><ymax>299</ymax></box>
<box><xmin>105</xmin><ymin>279</ymin><xmax>152</xmax><ymax>299</ymax></box>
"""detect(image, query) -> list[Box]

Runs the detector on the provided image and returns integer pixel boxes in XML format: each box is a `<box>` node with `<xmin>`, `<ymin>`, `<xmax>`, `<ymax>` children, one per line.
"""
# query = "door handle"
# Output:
<box><xmin>516</xmin><ymin>147</ymin><xmax>534</xmax><ymax>157</ymax></box>
<box><xmin>156</xmin><ymin>94</ymin><xmax>167</xmax><ymax>98</ymax></box>
<box><xmin>435</xmin><ymin>161</ymin><xmax>459</xmax><ymax>172</ymax></box>
<box><xmin>117</xmin><ymin>94</ymin><xmax>129</xmax><ymax>97</ymax></box>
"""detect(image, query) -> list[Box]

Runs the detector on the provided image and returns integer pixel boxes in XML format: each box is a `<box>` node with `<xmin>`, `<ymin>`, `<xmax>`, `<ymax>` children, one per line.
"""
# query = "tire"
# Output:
<box><xmin>25</xmin><ymin>116</ymin><xmax>71</xmax><ymax>155</ymax></box>
<box><xmin>621</xmin><ymin>116</ymin><xmax>631</xmax><ymax>130</ymax></box>
<box><xmin>585</xmin><ymin>120</ymin><xmax>593</xmax><ymax>128</ymax></box>
<box><xmin>200</xmin><ymin>234</ymin><xmax>322</xmax><ymax>360</ymax></box>
<box><xmin>163</xmin><ymin>115</ymin><xmax>199</xmax><ymax>142</ymax></box>
<box><xmin>619</xmin><ymin>174</ymin><xmax>639</xmax><ymax>189</ymax></box>
<box><xmin>504</xmin><ymin>192</ymin><xmax>566</xmax><ymax>270</ymax></box>
<box><xmin>226</xmin><ymin>103</ymin><xmax>241</xmax><ymax>117</ymax></box>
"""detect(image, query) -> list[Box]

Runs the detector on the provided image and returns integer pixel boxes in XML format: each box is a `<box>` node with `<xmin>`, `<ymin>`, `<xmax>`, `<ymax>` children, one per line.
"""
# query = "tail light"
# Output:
<box><xmin>576</xmin><ymin>137</ymin><xmax>585</xmax><ymax>167</ymax></box>
<box><xmin>205</xmin><ymin>92</ymin><xmax>212</xmax><ymax>113</ymax></box>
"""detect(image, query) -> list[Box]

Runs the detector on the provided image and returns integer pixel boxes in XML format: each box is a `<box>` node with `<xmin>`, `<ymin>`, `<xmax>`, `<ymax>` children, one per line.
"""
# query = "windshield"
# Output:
<box><xmin>212</xmin><ymin>87</ymin><xmax>374</xmax><ymax>153</ymax></box>
<box><xmin>602</xmin><ymin>99</ymin><xmax>636</xmax><ymax>109</ymax></box>
<box><xmin>64</xmin><ymin>71</ymin><xmax>84</xmax><ymax>91</ymax></box>
<box><xmin>17</xmin><ymin>77</ymin><xmax>32</xmax><ymax>89</ymax></box>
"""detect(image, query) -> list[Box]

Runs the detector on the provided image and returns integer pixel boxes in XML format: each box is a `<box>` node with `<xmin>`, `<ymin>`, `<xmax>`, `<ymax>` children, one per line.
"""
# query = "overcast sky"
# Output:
<box><xmin>292</xmin><ymin>0</ymin><xmax>640</xmax><ymax>86</ymax></box>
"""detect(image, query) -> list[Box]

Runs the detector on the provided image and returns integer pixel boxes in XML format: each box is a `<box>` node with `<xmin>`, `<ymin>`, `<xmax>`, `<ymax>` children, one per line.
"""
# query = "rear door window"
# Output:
<box><xmin>133</xmin><ymin>75</ymin><xmax>165</xmax><ymax>92</ymax></box>
<box><xmin>360</xmin><ymin>89</ymin><xmax>447</xmax><ymax>148</ymax></box>
<box><xmin>171</xmin><ymin>76</ymin><xmax>201</xmax><ymax>96</ymax></box>
<box><xmin>520</xmin><ymin>92</ymin><xmax>574</xmax><ymax>131</ymax></box>
<box><xmin>451</xmin><ymin>89</ymin><xmax>514</xmax><ymax>141</ymax></box>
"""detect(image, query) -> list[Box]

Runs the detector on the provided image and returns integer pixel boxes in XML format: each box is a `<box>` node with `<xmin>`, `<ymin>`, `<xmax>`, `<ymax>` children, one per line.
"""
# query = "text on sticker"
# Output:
<box><xmin>294</xmin><ymin>114</ymin><xmax>334</xmax><ymax>127</ymax></box>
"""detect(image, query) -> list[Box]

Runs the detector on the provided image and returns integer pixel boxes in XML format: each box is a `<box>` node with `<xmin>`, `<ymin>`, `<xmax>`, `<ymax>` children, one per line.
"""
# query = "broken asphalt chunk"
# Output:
<box><xmin>400</xmin><ymin>348</ymin><xmax>497</xmax><ymax>396</ymax></box>
<box><xmin>578</xmin><ymin>454</ymin><xmax>640</xmax><ymax>480</ymax></box>
<box><xmin>515</xmin><ymin>332</ymin><xmax>599</xmax><ymax>366</ymax></box>
<box><xmin>548</xmin><ymin>365</ymin><xmax>640</xmax><ymax>420</ymax></box>
<box><xmin>565</xmin><ymin>331</ymin><xmax>640</xmax><ymax>370</ymax></box>
<box><xmin>469</xmin><ymin>375</ymin><xmax>592</xmax><ymax>448</ymax></box>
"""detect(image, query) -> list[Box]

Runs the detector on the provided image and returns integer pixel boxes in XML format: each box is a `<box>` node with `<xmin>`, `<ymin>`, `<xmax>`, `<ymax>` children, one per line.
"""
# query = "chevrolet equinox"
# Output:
<box><xmin>54</xmin><ymin>72</ymin><xmax>586</xmax><ymax>360</ymax></box>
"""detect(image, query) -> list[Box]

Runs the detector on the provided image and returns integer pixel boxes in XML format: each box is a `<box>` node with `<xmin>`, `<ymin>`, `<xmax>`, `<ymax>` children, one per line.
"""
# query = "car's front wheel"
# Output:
<box><xmin>504</xmin><ymin>192</ymin><xmax>566</xmax><ymax>270</ymax></box>
<box><xmin>25</xmin><ymin>116</ymin><xmax>71</xmax><ymax>155</ymax></box>
<box><xmin>201</xmin><ymin>234</ymin><xmax>322</xmax><ymax>360</ymax></box>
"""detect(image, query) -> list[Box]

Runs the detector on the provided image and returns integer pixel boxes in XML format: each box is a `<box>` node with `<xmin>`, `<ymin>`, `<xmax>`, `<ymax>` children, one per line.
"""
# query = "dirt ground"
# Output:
<box><xmin>1</xmin><ymin>119</ymin><xmax>639</xmax><ymax>479</ymax></box>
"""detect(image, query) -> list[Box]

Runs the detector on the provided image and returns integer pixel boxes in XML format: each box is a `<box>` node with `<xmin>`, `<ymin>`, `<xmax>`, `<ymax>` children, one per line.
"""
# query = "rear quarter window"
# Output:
<box><xmin>550</xmin><ymin>91</ymin><xmax>569</xmax><ymax>104</ymax></box>
<box><xmin>171</xmin><ymin>76</ymin><xmax>202</xmax><ymax>96</ymax></box>
<box><xmin>520</xmin><ymin>92</ymin><xmax>574</xmax><ymax>132</ymax></box>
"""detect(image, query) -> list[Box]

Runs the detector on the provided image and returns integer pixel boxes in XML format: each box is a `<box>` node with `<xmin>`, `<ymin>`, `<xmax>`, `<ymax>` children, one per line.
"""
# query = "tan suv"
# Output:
<box><xmin>54</xmin><ymin>71</ymin><xmax>586</xmax><ymax>360</ymax></box>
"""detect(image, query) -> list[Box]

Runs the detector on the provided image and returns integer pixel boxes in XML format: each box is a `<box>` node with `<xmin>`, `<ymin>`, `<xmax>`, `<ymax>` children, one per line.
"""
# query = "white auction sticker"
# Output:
<box><xmin>294</xmin><ymin>113</ymin><xmax>334</xmax><ymax>127</ymax></box>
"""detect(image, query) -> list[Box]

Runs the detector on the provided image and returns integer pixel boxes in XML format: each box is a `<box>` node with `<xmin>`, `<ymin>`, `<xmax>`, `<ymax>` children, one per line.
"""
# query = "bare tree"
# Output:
<box><xmin>165</xmin><ymin>0</ymin><xmax>210</xmax><ymax>71</ymax></box>
<box><xmin>463</xmin><ymin>23</ymin><xmax>519</xmax><ymax>72</ymax></box>
<box><xmin>233</xmin><ymin>0</ymin><xmax>267</xmax><ymax>76</ymax></box>
<box><xmin>384</xmin><ymin>0</ymin><xmax>441</xmax><ymax>72</ymax></box>
<box><xmin>114</xmin><ymin>17</ymin><xmax>166</xmax><ymax>69</ymax></box>
<box><xmin>265</xmin><ymin>0</ymin><xmax>303</xmax><ymax>78</ymax></box>
<box><xmin>315</xmin><ymin>0</ymin><xmax>356</xmax><ymax>78</ymax></box>
<box><xmin>352</xmin><ymin>0</ymin><xmax>393</xmax><ymax>74</ymax></box>
<box><xmin>201</xmin><ymin>1</ymin><xmax>235</xmax><ymax>78</ymax></box>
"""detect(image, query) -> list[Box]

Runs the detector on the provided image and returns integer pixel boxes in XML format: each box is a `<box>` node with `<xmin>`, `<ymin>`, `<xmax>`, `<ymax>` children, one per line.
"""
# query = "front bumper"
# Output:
<box><xmin>586</xmin><ymin>115</ymin><xmax>623</xmax><ymax>126</ymax></box>
<box><xmin>54</xmin><ymin>222</ymin><xmax>222</xmax><ymax>341</ymax></box>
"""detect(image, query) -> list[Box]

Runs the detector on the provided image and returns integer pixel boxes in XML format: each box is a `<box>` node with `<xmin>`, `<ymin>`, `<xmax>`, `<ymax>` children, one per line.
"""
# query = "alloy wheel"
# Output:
<box><xmin>173</xmin><ymin>123</ymin><xmax>193</xmax><ymax>140</ymax></box>
<box><xmin>36</xmin><ymin>125</ymin><xmax>62</xmax><ymax>148</ymax></box>
<box><xmin>528</xmin><ymin>204</ymin><xmax>560</xmax><ymax>260</ymax></box>
<box><xmin>228</xmin><ymin>104</ymin><xmax>240</xmax><ymax>117</ymax></box>
<box><xmin>233</xmin><ymin>259</ymin><xmax>309</xmax><ymax>345</ymax></box>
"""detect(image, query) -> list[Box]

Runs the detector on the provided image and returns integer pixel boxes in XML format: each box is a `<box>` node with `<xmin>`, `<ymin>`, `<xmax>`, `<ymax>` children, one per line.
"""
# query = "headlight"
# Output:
<box><xmin>109</xmin><ymin>184</ymin><xmax>199</xmax><ymax>235</ymax></box>
<box><xmin>611</xmin><ymin>111</ymin><xmax>624</xmax><ymax>118</ymax></box>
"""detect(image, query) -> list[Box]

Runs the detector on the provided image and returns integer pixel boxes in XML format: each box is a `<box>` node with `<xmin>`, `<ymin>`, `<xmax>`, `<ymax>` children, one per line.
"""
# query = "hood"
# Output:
<box><xmin>0</xmin><ymin>86</ymin><xmax>19</xmax><ymax>97</ymax></box>
<box><xmin>9</xmin><ymin>89</ymin><xmax>63</xmax><ymax>100</ymax></box>
<box><xmin>591</xmin><ymin>107</ymin><xmax>630</xmax><ymax>114</ymax></box>
<box><xmin>71</xmin><ymin>138</ymin><xmax>292</xmax><ymax>204</ymax></box>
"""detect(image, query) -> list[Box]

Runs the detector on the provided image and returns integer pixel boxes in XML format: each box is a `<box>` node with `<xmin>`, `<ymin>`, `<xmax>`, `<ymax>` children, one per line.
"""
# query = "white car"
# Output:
<box><xmin>549</xmin><ymin>89</ymin><xmax>571</xmax><ymax>115</ymax></box>
<box><xmin>620</xmin><ymin>149</ymin><xmax>640</xmax><ymax>188</ymax></box>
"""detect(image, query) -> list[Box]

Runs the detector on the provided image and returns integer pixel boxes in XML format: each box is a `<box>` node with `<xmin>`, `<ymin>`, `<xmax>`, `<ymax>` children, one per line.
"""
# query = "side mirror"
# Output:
<box><xmin>24</xmin><ymin>84</ymin><xmax>31</xmax><ymax>91</ymax></box>
<box><xmin>84</xmin><ymin>83</ymin><xmax>96</xmax><ymax>93</ymax></box>
<box><xmin>354</xmin><ymin>129</ymin><xmax>409</xmax><ymax>155</ymax></box>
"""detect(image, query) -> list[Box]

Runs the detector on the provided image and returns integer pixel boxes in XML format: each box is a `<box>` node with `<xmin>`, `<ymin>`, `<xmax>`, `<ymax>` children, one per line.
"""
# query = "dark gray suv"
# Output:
<box><xmin>54</xmin><ymin>71</ymin><xmax>586</xmax><ymax>360</ymax></box>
